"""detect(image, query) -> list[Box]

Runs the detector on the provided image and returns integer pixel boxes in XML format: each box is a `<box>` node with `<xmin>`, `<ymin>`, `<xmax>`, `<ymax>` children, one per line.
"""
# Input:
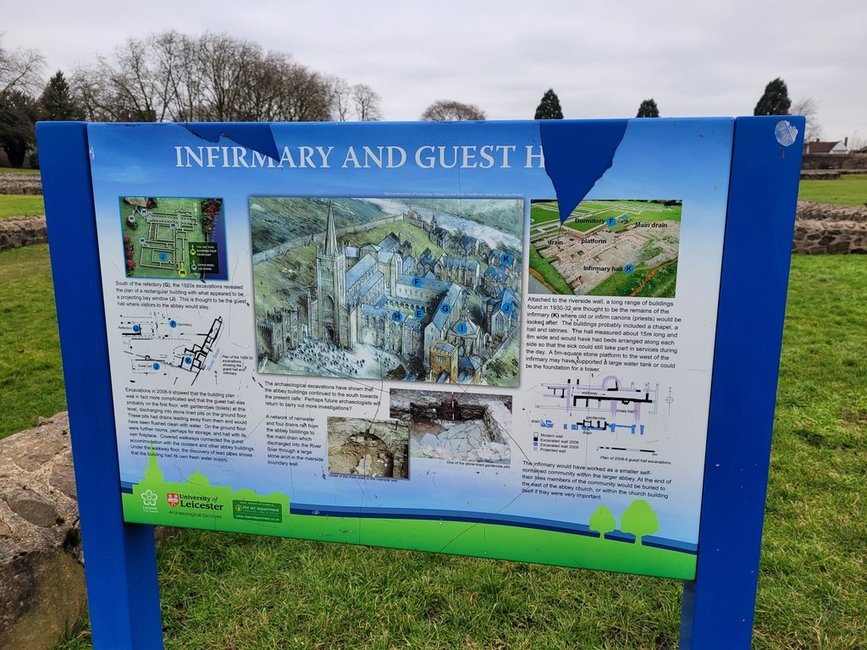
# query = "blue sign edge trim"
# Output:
<box><xmin>680</xmin><ymin>115</ymin><xmax>805</xmax><ymax>649</ymax></box>
<box><xmin>36</xmin><ymin>121</ymin><xmax>164</xmax><ymax>650</ymax></box>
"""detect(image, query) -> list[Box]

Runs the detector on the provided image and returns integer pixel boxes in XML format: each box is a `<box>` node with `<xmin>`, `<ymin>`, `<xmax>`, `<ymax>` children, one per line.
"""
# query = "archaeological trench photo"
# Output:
<box><xmin>390</xmin><ymin>389</ymin><xmax>512</xmax><ymax>464</ymax></box>
<box><xmin>327</xmin><ymin>417</ymin><xmax>410</xmax><ymax>479</ymax></box>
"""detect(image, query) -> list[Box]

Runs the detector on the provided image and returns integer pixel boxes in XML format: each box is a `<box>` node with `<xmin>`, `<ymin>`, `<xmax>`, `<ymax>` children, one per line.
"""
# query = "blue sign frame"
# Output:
<box><xmin>36</xmin><ymin>117</ymin><xmax>803</xmax><ymax>649</ymax></box>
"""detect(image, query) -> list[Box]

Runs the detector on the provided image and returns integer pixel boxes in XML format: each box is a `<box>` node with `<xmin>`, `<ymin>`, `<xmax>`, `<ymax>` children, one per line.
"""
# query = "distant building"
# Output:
<box><xmin>482</xmin><ymin>265</ymin><xmax>510</xmax><ymax>295</ymax></box>
<box><xmin>257</xmin><ymin>305</ymin><xmax>304</xmax><ymax>361</ymax></box>
<box><xmin>417</xmin><ymin>248</ymin><xmax>437</xmax><ymax>274</ymax></box>
<box><xmin>487</xmin><ymin>287</ymin><xmax>519</xmax><ymax>340</ymax></box>
<box><xmin>459</xmin><ymin>234</ymin><xmax>479</xmax><ymax>255</ymax></box>
<box><xmin>435</xmin><ymin>256</ymin><xmax>480</xmax><ymax>289</ymax></box>
<box><xmin>431</xmin><ymin>227</ymin><xmax>450</xmax><ymax>248</ymax></box>
<box><xmin>804</xmin><ymin>139</ymin><xmax>850</xmax><ymax>155</ymax></box>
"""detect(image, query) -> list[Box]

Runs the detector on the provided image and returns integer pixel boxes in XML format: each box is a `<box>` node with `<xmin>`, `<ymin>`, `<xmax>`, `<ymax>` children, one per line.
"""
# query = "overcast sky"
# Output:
<box><xmin>4</xmin><ymin>0</ymin><xmax>865</xmax><ymax>143</ymax></box>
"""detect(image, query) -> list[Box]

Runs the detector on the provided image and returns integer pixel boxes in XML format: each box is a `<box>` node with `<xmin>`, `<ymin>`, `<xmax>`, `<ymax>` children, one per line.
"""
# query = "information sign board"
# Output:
<box><xmin>37</xmin><ymin>117</ymin><xmax>804</xmax><ymax>648</ymax></box>
<box><xmin>86</xmin><ymin>118</ymin><xmax>742</xmax><ymax>579</ymax></box>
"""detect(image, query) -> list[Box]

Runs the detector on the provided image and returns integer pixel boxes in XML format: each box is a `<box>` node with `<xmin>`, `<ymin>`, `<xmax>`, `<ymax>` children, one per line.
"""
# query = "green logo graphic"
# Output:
<box><xmin>233</xmin><ymin>500</ymin><xmax>283</xmax><ymax>523</ymax></box>
<box><xmin>122</xmin><ymin>448</ymin><xmax>290</xmax><ymax>535</ymax></box>
<box><xmin>140</xmin><ymin>489</ymin><xmax>158</xmax><ymax>507</ymax></box>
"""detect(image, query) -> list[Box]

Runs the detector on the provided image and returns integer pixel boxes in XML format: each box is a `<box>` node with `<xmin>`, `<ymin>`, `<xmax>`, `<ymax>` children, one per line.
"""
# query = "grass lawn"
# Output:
<box><xmin>0</xmin><ymin>194</ymin><xmax>45</xmax><ymax>218</ymax></box>
<box><xmin>0</xmin><ymin>167</ymin><xmax>40</xmax><ymax>174</ymax></box>
<box><xmin>530</xmin><ymin>201</ymin><xmax>561</xmax><ymax>225</ymax></box>
<box><xmin>798</xmin><ymin>174</ymin><xmax>867</xmax><ymax>206</ymax></box>
<box><xmin>528</xmin><ymin>243</ymin><xmax>573</xmax><ymax>294</ymax></box>
<box><xmin>0</xmin><ymin>245</ymin><xmax>65</xmax><ymax>437</ymax></box>
<box><xmin>568</xmin><ymin>201</ymin><xmax>681</xmax><ymax>235</ymax></box>
<box><xmin>589</xmin><ymin>261</ymin><xmax>678</xmax><ymax>298</ymax></box>
<box><xmin>0</xmin><ymin>246</ymin><xmax>858</xmax><ymax>648</ymax></box>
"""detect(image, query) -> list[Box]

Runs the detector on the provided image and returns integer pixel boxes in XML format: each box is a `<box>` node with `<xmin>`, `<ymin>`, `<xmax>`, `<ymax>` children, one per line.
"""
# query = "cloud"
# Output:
<box><xmin>6</xmin><ymin>0</ymin><xmax>865</xmax><ymax>138</ymax></box>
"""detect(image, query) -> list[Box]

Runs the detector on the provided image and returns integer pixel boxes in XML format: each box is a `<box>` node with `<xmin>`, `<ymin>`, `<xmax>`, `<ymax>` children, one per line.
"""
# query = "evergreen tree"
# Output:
<box><xmin>636</xmin><ymin>98</ymin><xmax>660</xmax><ymax>118</ymax></box>
<box><xmin>39</xmin><ymin>71</ymin><xmax>83</xmax><ymax>120</ymax></box>
<box><xmin>754</xmin><ymin>77</ymin><xmax>791</xmax><ymax>116</ymax></box>
<box><xmin>534</xmin><ymin>89</ymin><xmax>563</xmax><ymax>120</ymax></box>
<box><xmin>0</xmin><ymin>90</ymin><xmax>38</xmax><ymax>167</ymax></box>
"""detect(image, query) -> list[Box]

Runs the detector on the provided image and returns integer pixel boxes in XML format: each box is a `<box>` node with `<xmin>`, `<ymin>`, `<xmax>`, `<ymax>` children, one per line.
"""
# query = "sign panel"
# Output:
<box><xmin>88</xmin><ymin>119</ymin><xmax>736</xmax><ymax>579</ymax></box>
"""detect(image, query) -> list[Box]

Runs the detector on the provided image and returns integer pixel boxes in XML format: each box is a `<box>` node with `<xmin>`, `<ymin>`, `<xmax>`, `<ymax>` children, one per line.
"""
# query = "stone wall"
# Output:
<box><xmin>801</xmin><ymin>153</ymin><xmax>867</xmax><ymax>171</ymax></box>
<box><xmin>0</xmin><ymin>173</ymin><xmax>42</xmax><ymax>195</ymax></box>
<box><xmin>0</xmin><ymin>216</ymin><xmax>47</xmax><ymax>250</ymax></box>
<box><xmin>0</xmin><ymin>413</ymin><xmax>86</xmax><ymax>650</ymax></box>
<box><xmin>793</xmin><ymin>201</ymin><xmax>867</xmax><ymax>255</ymax></box>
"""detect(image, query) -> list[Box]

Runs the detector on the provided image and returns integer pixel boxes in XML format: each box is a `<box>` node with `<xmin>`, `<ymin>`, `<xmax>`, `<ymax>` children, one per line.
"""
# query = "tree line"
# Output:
<box><xmin>0</xmin><ymin>32</ymin><xmax>823</xmax><ymax>169</ymax></box>
<box><xmin>0</xmin><ymin>32</ymin><xmax>384</xmax><ymax>168</ymax></box>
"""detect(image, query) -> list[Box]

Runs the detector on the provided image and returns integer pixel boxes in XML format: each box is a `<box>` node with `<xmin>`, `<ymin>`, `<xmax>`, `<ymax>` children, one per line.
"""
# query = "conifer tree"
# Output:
<box><xmin>534</xmin><ymin>89</ymin><xmax>563</xmax><ymax>120</ymax></box>
<box><xmin>636</xmin><ymin>98</ymin><xmax>660</xmax><ymax>118</ymax></box>
<box><xmin>39</xmin><ymin>71</ymin><xmax>83</xmax><ymax>120</ymax></box>
<box><xmin>754</xmin><ymin>78</ymin><xmax>791</xmax><ymax>116</ymax></box>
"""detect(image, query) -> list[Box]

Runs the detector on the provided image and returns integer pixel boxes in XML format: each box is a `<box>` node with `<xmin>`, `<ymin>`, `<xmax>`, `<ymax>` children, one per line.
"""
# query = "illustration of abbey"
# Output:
<box><xmin>254</xmin><ymin>198</ymin><xmax>523</xmax><ymax>386</ymax></box>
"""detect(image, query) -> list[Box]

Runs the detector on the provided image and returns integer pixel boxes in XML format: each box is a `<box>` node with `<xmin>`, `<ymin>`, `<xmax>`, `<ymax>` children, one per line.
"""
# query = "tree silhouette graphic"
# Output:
<box><xmin>620</xmin><ymin>499</ymin><xmax>659</xmax><ymax>545</ymax></box>
<box><xmin>589</xmin><ymin>505</ymin><xmax>617</xmax><ymax>540</ymax></box>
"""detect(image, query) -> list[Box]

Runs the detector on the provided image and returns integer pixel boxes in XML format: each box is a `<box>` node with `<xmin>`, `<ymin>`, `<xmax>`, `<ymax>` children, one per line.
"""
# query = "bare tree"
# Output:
<box><xmin>71</xmin><ymin>31</ymin><xmax>352</xmax><ymax>123</ymax></box>
<box><xmin>421</xmin><ymin>100</ymin><xmax>486</xmax><ymax>121</ymax></box>
<box><xmin>791</xmin><ymin>98</ymin><xmax>822</xmax><ymax>142</ymax></box>
<box><xmin>352</xmin><ymin>84</ymin><xmax>382</xmax><ymax>121</ymax></box>
<box><xmin>0</xmin><ymin>39</ymin><xmax>44</xmax><ymax>96</ymax></box>
<box><xmin>329</xmin><ymin>77</ymin><xmax>352</xmax><ymax>121</ymax></box>
<box><xmin>273</xmin><ymin>62</ymin><xmax>333</xmax><ymax>122</ymax></box>
<box><xmin>847</xmin><ymin>132</ymin><xmax>866</xmax><ymax>152</ymax></box>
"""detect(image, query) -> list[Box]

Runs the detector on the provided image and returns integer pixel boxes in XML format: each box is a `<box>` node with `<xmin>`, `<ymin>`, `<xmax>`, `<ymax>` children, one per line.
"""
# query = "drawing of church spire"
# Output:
<box><xmin>324</xmin><ymin>201</ymin><xmax>338</xmax><ymax>255</ymax></box>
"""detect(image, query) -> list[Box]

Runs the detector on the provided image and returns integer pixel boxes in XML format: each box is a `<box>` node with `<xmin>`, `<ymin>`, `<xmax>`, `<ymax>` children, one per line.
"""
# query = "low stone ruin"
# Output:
<box><xmin>793</xmin><ymin>201</ymin><xmax>867</xmax><ymax>255</ymax></box>
<box><xmin>0</xmin><ymin>216</ymin><xmax>47</xmax><ymax>250</ymax></box>
<box><xmin>0</xmin><ymin>173</ymin><xmax>42</xmax><ymax>196</ymax></box>
<box><xmin>0</xmin><ymin>413</ymin><xmax>85</xmax><ymax>650</ymax></box>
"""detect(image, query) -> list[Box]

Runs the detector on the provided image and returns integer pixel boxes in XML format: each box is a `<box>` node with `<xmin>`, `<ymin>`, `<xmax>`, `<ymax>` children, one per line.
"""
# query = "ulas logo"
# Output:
<box><xmin>166</xmin><ymin>492</ymin><xmax>180</xmax><ymax>508</ymax></box>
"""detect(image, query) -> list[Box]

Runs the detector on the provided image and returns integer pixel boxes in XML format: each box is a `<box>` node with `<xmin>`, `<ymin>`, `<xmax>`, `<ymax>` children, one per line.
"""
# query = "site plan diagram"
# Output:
<box><xmin>529</xmin><ymin>199</ymin><xmax>681</xmax><ymax>297</ymax></box>
<box><xmin>119</xmin><ymin>196</ymin><xmax>226</xmax><ymax>280</ymax></box>
<box><xmin>117</xmin><ymin>312</ymin><xmax>223</xmax><ymax>385</ymax></box>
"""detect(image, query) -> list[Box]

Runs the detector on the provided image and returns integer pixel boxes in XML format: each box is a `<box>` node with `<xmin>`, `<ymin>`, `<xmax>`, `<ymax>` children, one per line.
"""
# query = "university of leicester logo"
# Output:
<box><xmin>167</xmin><ymin>492</ymin><xmax>180</xmax><ymax>508</ymax></box>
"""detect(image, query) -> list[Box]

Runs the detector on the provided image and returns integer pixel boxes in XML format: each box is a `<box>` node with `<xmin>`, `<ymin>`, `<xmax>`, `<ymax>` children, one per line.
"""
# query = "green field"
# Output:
<box><xmin>0</xmin><ymin>194</ymin><xmax>44</xmax><ymax>219</ymax></box>
<box><xmin>530</xmin><ymin>201</ymin><xmax>562</xmax><ymax>225</ymax></box>
<box><xmin>0</xmin><ymin>240</ymin><xmax>863</xmax><ymax>646</ymax></box>
<box><xmin>799</xmin><ymin>174</ymin><xmax>867</xmax><ymax>206</ymax></box>
<box><xmin>589</xmin><ymin>261</ymin><xmax>678</xmax><ymax>298</ymax></box>
<box><xmin>531</xmin><ymin>200</ymin><xmax>682</xmax><ymax>235</ymax></box>
<box><xmin>0</xmin><ymin>167</ymin><xmax>40</xmax><ymax>174</ymax></box>
<box><xmin>529</xmin><ymin>200</ymin><xmax>680</xmax><ymax>297</ymax></box>
<box><xmin>0</xmin><ymin>245</ymin><xmax>66</xmax><ymax>437</ymax></box>
<box><xmin>567</xmin><ymin>202</ymin><xmax>681</xmax><ymax>234</ymax></box>
<box><xmin>528</xmin><ymin>243</ymin><xmax>573</xmax><ymax>294</ymax></box>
